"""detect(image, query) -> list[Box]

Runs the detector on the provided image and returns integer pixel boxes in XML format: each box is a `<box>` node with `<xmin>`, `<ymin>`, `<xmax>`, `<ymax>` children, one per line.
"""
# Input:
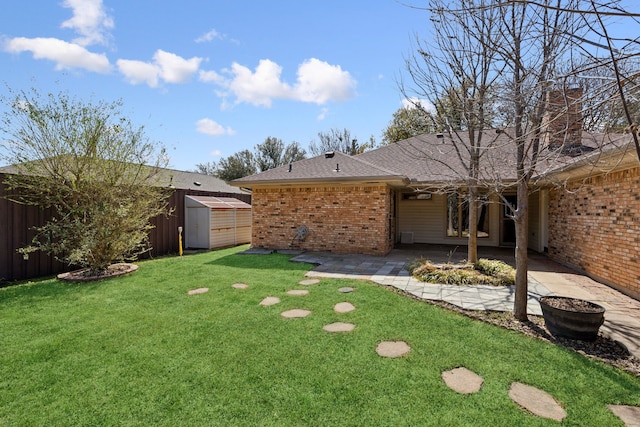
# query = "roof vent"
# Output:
<box><xmin>334</xmin><ymin>163</ymin><xmax>340</xmax><ymax>172</ymax></box>
<box><xmin>288</xmin><ymin>163</ymin><xmax>292</xmax><ymax>172</ymax></box>
<box><xmin>324</xmin><ymin>151</ymin><xmax>335</xmax><ymax>158</ymax></box>
<box><xmin>194</xmin><ymin>181</ymin><xmax>202</xmax><ymax>186</ymax></box>
<box><xmin>436</xmin><ymin>133</ymin><xmax>444</xmax><ymax>139</ymax></box>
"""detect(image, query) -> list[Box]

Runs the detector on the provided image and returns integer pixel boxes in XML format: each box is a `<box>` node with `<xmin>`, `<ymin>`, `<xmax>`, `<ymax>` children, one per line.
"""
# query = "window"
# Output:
<box><xmin>446</xmin><ymin>192</ymin><xmax>489</xmax><ymax>238</ymax></box>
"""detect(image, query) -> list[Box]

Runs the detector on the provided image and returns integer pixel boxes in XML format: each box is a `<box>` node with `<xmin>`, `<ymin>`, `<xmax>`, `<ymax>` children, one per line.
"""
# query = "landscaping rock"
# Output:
<box><xmin>442</xmin><ymin>367</ymin><xmax>484</xmax><ymax>394</ymax></box>
<box><xmin>187</xmin><ymin>287</ymin><xmax>209</xmax><ymax>295</ymax></box>
<box><xmin>334</xmin><ymin>302</ymin><xmax>356</xmax><ymax>313</ymax></box>
<box><xmin>259</xmin><ymin>297</ymin><xmax>280</xmax><ymax>306</ymax></box>
<box><xmin>376</xmin><ymin>341</ymin><xmax>411</xmax><ymax>358</ymax></box>
<box><xmin>287</xmin><ymin>290</ymin><xmax>309</xmax><ymax>296</ymax></box>
<box><xmin>323</xmin><ymin>322</ymin><xmax>355</xmax><ymax>333</ymax></box>
<box><xmin>232</xmin><ymin>283</ymin><xmax>249</xmax><ymax>289</ymax></box>
<box><xmin>339</xmin><ymin>287</ymin><xmax>355</xmax><ymax>293</ymax></box>
<box><xmin>509</xmin><ymin>382</ymin><xmax>567</xmax><ymax>421</ymax></box>
<box><xmin>607</xmin><ymin>405</ymin><xmax>640</xmax><ymax>427</ymax></box>
<box><xmin>281</xmin><ymin>309</ymin><xmax>311</xmax><ymax>318</ymax></box>
<box><xmin>299</xmin><ymin>279</ymin><xmax>320</xmax><ymax>286</ymax></box>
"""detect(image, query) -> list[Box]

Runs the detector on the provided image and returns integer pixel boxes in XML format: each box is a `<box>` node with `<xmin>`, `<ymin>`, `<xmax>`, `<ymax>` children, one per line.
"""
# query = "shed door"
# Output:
<box><xmin>186</xmin><ymin>207</ymin><xmax>209</xmax><ymax>249</ymax></box>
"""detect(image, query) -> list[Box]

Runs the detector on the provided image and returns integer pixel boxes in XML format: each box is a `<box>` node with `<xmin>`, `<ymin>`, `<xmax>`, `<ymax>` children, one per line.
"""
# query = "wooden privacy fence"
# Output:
<box><xmin>0</xmin><ymin>175</ymin><xmax>250</xmax><ymax>282</ymax></box>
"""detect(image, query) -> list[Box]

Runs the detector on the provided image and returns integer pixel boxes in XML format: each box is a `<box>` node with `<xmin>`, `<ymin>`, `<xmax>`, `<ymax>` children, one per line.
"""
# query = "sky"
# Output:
<box><xmin>0</xmin><ymin>0</ymin><xmax>432</xmax><ymax>171</ymax></box>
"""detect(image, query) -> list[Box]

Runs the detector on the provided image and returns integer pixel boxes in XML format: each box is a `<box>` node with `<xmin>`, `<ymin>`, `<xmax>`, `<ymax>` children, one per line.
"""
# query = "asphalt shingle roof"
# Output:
<box><xmin>232</xmin><ymin>129</ymin><xmax>635</xmax><ymax>188</ymax></box>
<box><xmin>232</xmin><ymin>151</ymin><xmax>407</xmax><ymax>185</ymax></box>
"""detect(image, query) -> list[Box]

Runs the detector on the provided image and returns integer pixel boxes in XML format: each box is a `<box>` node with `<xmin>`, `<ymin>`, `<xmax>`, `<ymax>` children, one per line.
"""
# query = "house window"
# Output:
<box><xmin>446</xmin><ymin>192</ymin><xmax>490</xmax><ymax>238</ymax></box>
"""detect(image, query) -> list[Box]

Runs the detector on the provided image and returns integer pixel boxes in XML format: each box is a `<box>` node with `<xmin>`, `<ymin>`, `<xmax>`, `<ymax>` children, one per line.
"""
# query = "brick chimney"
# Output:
<box><xmin>544</xmin><ymin>87</ymin><xmax>583</xmax><ymax>151</ymax></box>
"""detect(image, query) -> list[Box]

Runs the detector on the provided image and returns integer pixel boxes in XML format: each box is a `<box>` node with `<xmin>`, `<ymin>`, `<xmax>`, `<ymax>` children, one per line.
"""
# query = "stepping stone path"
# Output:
<box><xmin>187</xmin><ymin>287</ymin><xmax>208</xmax><ymax>295</ymax></box>
<box><xmin>509</xmin><ymin>382</ymin><xmax>567</xmax><ymax>422</ymax></box>
<box><xmin>232</xmin><ymin>283</ymin><xmax>248</xmax><ymax>289</ymax></box>
<box><xmin>299</xmin><ymin>279</ymin><xmax>320</xmax><ymax>286</ymax></box>
<box><xmin>376</xmin><ymin>341</ymin><xmax>411</xmax><ymax>358</ymax></box>
<box><xmin>608</xmin><ymin>405</ymin><xmax>640</xmax><ymax>427</ymax></box>
<box><xmin>259</xmin><ymin>296</ymin><xmax>280</xmax><ymax>306</ymax></box>
<box><xmin>442</xmin><ymin>367</ymin><xmax>484</xmax><ymax>394</ymax></box>
<box><xmin>334</xmin><ymin>302</ymin><xmax>356</xmax><ymax>313</ymax></box>
<box><xmin>287</xmin><ymin>289</ymin><xmax>309</xmax><ymax>296</ymax></box>
<box><xmin>338</xmin><ymin>287</ymin><xmax>355</xmax><ymax>293</ymax></box>
<box><xmin>323</xmin><ymin>322</ymin><xmax>355</xmax><ymax>333</ymax></box>
<box><xmin>281</xmin><ymin>309</ymin><xmax>311</xmax><ymax>318</ymax></box>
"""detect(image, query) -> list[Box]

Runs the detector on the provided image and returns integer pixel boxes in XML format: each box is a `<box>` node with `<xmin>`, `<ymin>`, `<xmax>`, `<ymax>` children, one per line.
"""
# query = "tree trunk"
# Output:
<box><xmin>467</xmin><ymin>185</ymin><xmax>478</xmax><ymax>263</ymax></box>
<box><xmin>513</xmin><ymin>180</ymin><xmax>529</xmax><ymax>321</ymax></box>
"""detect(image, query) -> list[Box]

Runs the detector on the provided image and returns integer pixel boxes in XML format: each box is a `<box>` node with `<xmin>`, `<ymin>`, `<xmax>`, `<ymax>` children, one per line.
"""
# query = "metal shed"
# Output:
<box><xmin>184</xmin><ymin>195</ymin><xmax>252</xmax><ymax>249</ymax></box>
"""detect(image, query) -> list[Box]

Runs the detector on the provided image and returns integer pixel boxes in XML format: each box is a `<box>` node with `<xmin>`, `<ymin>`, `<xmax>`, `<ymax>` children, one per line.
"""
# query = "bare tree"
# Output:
<box><xmin>308</xmin><ymin>128</ymin><xmax>370</xmax><ymax>156</ymax></box>
<box><xmin>402</xmin><ymin>0</ymin><xmax>615</xmax><ymax>319</ymax></box>
<box><xmin>402</xmin><ymin>0</ymin><xmax>504</xmax><ymax>264</ymax></box>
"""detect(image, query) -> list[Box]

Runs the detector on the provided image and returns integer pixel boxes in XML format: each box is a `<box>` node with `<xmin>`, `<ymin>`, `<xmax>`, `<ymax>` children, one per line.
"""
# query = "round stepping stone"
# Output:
<box><xmin>608</xmin><ymin>405</ymin><xmax>640</xmax><ymax>426</ymax></box>
<box><xmin>187</xmin><ymin>287</ymin><xmax>208</xmax><ymax>295</ymax></box>
<box><xmin>509</xmin><ymin>382</ymin><xmax>567</xmax><ymax>422</ymax></box>
<box><xmin>287</xmin><ymin>289</ymin><xmax>309</xmax><ymax>296</ymax></box>
<box><xmin>334</xmin><ymin>302</ymin><xmax>356</xmax><ymax>313</ymax></box>
<box><xmin>232</xmin><ymin>283</ymin><xmax>248</xmax><ymax>289</ymax></box>
<box><xmin>442</xmin><ymin>367</ymin><xmax>484</xmax><ymax>394</ymax></box>
<box><xmin>281</xmin><ymin>309</ymin><xmax>311</xmax><ymax>318</ymax></box>
<box><xmin>323</xmin><ymin>322</ymin><xmax>355</xmax><ymax>333</ymax></box>
<box><xmin>259</xmin><ymin>296</ymin><xmax>280</xmax><ymax>306</ymax></box>
<box><xmin>299</xmin><ymin>279</ymin><xmax>320</xmax><ymax>286</ymax></box>
<box><xmin>376</xmin><ymin>341</ymin><xmax>411</xmax><ymax>358</ymax></box>
<box><xmin>338</xmin><ymin>287</ymin><xmax>355</xmax><ymax>293</ymax></box>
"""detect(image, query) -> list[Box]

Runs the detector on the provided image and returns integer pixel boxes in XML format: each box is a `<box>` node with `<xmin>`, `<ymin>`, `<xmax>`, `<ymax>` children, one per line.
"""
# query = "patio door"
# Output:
<box><xmin>500</xmin><ymin>195</ymin><xmax>517</xmax><ymax>246</ymax></box>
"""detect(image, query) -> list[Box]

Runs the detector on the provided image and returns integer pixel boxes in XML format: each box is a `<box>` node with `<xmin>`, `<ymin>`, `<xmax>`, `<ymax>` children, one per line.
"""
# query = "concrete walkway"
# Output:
<box><xmin>290</xmin><ymin>246</ymin><xmax>640</xmax><ymax>359</ymax></box>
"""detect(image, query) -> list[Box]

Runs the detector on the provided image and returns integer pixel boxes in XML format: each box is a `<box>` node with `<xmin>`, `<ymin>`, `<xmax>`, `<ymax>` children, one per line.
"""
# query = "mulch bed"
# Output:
<box><xmin>57</xmin><ymin>263</ymin><xmax>138</xmax><ymax>282</ymax></box>
<box><xmin>389</xmin><ymin>286</ymin><xmax>640</xmax><ymax>377</ymax></box>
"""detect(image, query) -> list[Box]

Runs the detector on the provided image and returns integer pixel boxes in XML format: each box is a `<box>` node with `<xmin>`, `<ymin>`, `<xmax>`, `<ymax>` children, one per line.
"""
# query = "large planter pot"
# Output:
<box><xmin>539</xmin><ymin>296</ymin><xmax>605</xmax><ymax>341</ymax></box>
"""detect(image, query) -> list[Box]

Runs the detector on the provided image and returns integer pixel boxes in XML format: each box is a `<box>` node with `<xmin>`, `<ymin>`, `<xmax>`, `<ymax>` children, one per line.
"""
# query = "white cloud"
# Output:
<box><xmin>226</xmin><ymin>59</ymin><xmax>292</xmax><ymax>107</ymax></box>
<box><xmin>117</xmin><ymin>49</ymin><xmax>202</xmax><ymax>87</ymax></box>
<box><xmin>196</xmin><ymin>118</ymin><xmax>235</xmax><ymax>136</ymax></box>
<box><xmin>317</xmin><ymin>107</ymin><xmax>329</xmax><ymax>120</ymax></box>
<box><xmin>203</xmin><ymin>58</ymin><xmax>356</xmax><ymax>107</ymax></box>
<box><xmin>116</xmin><ymin>59</ymin><xmax>159</xmax><ymax>87</ymax></box>
<box><xmin>154</xmin><ymin>50</ymin><xmax>202</xmax><ymax>84</ymax></box>
<box><xmin>3</xmin><ymin>37</ymin><xmax>111</xmax><ymax>73</ymax></box>
<box><xmin>199</xmin><ymin>70</ymin><xmax>225</xmax><ymax>85</ymax></box>
<box><xmin>60</xmin><ymin>0</ymin><xmax>114</xmax><ymax>47</ymax></box>
<box><xmin>195</xmin><ymin>29</ymin><xmax>222</xmax><ymax>43</ymax></box>
<box><xmin>210</xmin><ymin>149</ymin><xmax>223</xmax><ymax>156</ymax></box>
<box><xmin>293</xmin><ymin>58</ymin><xmax>356</xmax><ymax>104</ymax></box>
<box><xmin>402</xmin><ymin>97</ymin><xmax>436</xmax><ymax>113</ymax></box>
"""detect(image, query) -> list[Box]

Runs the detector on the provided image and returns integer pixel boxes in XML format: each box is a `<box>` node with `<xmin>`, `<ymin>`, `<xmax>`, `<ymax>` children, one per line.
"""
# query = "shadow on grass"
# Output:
<box><xmin>204</xmin><ymin>252</ymin><xmax>314</xmax><ymax>272</ymax></box>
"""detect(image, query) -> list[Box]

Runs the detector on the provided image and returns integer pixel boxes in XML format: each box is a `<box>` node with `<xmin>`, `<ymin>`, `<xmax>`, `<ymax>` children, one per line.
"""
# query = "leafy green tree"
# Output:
<box><xmin>0</xmin><ymin>88</ymin><xmax>171</xmax><ymax>275</ymax></box>
<box><xmin>382</xmin><ymin>105</ymin><xmax>435</xmax><ymax>144</ymax></box>
<box><xmin>255</xmin><ymin>137</ymin><xmax>306</xmax><ymax>171</ymax></box>
<box><xmin>215</xmin><ymin>149</ymin><xmax>257</xmax><ymax>181</ymax></box>
<box><xmin>194</xmin><ymin>161</ymin><xmax>218</xmax><ymax>175</ymax></box>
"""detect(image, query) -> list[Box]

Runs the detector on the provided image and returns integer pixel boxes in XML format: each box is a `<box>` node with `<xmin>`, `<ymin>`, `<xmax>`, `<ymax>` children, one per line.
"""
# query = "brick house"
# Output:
<box><xmin>231</xmin><ymin>129</ymin><xmax>639</xmax><ymax>300</ymax></box>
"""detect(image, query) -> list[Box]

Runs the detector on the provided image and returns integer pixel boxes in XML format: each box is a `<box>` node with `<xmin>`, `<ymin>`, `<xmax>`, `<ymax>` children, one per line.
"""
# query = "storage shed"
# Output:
<box><xmin>185</xmin><ymin>195</ymin><xmax>252</xmax><ymax>249</ymax></box>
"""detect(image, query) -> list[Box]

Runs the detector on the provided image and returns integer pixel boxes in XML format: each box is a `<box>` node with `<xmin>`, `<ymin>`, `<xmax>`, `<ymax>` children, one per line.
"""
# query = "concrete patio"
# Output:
<box><xmin>287</xmin><ymin>245</ymin><xmax>640</xmax><ymax>359</ymax></box>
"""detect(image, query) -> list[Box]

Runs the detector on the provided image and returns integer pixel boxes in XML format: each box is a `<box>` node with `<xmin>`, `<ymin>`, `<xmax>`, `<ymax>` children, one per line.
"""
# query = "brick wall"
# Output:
<box><xmin>548</xmin><ymin>166</ymin><xmax>640</xmax><ymax>299</ymax></box>
<box><xmin>251</xmin><ymin>185</ymin><xmax>394</xmax><ymax>256</ymax></box>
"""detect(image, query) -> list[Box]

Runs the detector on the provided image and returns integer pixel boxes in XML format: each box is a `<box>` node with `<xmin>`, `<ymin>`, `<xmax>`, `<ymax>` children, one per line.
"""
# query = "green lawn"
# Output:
<box><xmin>1</xmin><ymin>245</ymin><xmax>638</xmax><ymax>426</ymax></box>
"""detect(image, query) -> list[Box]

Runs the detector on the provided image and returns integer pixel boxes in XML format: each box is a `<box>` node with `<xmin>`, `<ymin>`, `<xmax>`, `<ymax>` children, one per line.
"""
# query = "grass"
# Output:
<box><xmin>409</xmin><ymin>258</ymin><xmax>516</xmax><ymax>286</ymax></box>
<box><xmin>1</xmin><ymin>245</ymin><xmax>638</xmax><ymax>426</ymax></box>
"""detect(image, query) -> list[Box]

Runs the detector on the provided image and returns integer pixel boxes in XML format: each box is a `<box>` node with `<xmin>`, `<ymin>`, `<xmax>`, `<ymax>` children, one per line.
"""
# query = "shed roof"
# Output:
<box><xmin>186</xmin><ymin>195</ymin><xmax>251</xmax><ymax>209</ymax></box>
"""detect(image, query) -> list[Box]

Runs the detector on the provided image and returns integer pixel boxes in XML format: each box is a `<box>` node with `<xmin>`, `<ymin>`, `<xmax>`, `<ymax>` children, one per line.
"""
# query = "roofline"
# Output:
<box><xmin>229</xmin><ymin>175</ymin><xmax>410</xmax><ymax>188</ymax></box>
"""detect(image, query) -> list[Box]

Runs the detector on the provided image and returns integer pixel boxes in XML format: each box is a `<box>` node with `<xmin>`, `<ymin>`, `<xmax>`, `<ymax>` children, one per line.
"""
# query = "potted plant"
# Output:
<box><xmin>539</xmin><ymin>296</ymin><xmax>605</xmax><ymax>341</ymax></box>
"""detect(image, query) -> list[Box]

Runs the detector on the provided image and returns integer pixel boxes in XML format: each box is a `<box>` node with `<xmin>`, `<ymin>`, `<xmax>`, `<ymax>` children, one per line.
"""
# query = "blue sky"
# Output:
<box><xmin>0</xmin><ymin>0</ymin><xmax>431</xmax><ymax>171</ymax></box>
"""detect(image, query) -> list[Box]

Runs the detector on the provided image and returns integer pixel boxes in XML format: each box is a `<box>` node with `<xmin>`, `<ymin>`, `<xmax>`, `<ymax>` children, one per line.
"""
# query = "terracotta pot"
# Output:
<box><xmin>539</xmin><ymin>296</ymin><xmax>605</xmax><ymax>341</ymax></box>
